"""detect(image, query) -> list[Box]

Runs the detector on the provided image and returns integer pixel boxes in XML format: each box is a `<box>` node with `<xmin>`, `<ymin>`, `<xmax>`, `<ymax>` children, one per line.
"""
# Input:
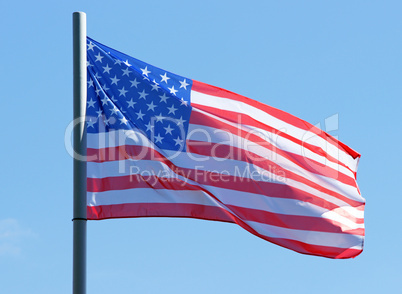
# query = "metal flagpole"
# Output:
<box><xmin>72</xmin><ymin>11</ymin><xmax>87</xmax><ymax>294</ymax></box>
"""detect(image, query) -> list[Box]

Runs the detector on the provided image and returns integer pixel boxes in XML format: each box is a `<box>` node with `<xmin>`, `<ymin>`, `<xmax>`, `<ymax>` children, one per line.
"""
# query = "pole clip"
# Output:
<box><xmin>72</xmin><ymin>218</ymin><xmax>87</xmax><ymax>221</ymax></box>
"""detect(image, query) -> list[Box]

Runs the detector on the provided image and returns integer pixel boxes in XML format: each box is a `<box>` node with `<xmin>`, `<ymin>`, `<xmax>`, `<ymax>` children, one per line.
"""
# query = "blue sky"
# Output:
<box><xmin>1</xmin><ymin>1</ymin><xmax>401</xmax><ymax>293</ymax></box>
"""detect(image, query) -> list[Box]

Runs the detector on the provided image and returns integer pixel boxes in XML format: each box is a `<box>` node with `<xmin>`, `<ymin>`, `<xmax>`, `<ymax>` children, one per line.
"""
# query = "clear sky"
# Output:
<box><xmin>1</xmin><ymin>1</ymin><xmax>401</xmax><ymax>293</ymax></box>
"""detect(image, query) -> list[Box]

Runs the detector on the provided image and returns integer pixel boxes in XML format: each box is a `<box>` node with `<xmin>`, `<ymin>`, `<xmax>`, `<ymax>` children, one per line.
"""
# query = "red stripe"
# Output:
<box><xmin>260</xmin><ymin>236</ymin><xmax>363</xmax><ymax>259</ymax></box>
<box><xmin>189</xmin><ymin>109</ymin><xmax>357</xmax><ymax>187</ymax></box>
<box><xmin>88</xmin><ymin>203</ymin><xmax>362</xmax><ymax>259</ymax></box>
<box><xmin>87</xmin><ymin>202</ymin><xmax>236</xmax><ymax>223</ymax></box>
<box><xmin>88</xmin><ymin>174</ymin><xmax>196</xmax><ymax>192</ymax></box>
<box><xmin>192</xmin><ymin>80</ymin><xmax>361</xmax><ymax>160</ymax></box>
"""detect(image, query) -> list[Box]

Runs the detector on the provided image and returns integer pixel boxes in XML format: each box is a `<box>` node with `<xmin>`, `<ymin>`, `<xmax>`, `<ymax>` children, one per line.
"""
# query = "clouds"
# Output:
<box><xmin>0</xmin><ymin>218</ymin><xmax>36</xmax><ymax>257</ymax></box>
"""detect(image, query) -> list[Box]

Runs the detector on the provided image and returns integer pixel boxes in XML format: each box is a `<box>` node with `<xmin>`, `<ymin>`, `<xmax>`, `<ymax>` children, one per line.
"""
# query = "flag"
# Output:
<box><xmin>85</xmin><ymin>37</ymin><xmax>365</xmax><ymax>259</ymax></box>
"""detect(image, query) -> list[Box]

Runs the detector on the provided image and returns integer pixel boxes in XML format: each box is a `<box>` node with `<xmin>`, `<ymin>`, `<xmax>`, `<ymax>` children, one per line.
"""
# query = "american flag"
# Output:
<box><xmin>85</xmin><ymin>37</ymin><xmax>365</xmax><ymax>259</ymax></box>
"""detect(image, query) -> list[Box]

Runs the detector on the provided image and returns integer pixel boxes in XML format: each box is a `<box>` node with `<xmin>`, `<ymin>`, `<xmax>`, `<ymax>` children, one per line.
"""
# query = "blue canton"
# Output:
<box><xmin>86</xmin><ymin>37</ymin><xmax>193</xmax><ymax>151</ymax></box>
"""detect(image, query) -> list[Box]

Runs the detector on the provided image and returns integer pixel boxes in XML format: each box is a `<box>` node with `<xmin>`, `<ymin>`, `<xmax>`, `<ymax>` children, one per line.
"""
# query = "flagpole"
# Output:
<box><xmin>73</xmin><ymin>11</ymin><xmax>87</xmax><ymax>294</ymax></box>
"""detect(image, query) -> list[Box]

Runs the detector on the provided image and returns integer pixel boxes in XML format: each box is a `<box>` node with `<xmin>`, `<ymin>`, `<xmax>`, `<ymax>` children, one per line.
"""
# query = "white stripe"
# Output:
<box><xmin>88</xmin><ymin>188</ymin><xmax>219</xmax><ymax>207</ymax></box>
<box><xmin>342</xmin><ymin>206</ymin><xmax>364</xmax><ymax>218</ymax></box>
<box><xmin>191</xmin><ymin>90</ymin><xmax>359</xmax><ymax>173</ymax></box>
<box><xmin>321</xmin><ymin>210</ymin><xmax>364</xmax><ymax>229</ymax></box>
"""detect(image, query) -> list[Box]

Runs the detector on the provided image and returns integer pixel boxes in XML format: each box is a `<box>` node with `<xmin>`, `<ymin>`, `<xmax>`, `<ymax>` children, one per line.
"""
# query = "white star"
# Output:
<box><xmin>104</xmin><ymin>117</ymin><xmax>110</xmax><ymax>126</ymax></box>
<box><xmin>159</xmin><ymin>93</ymin><xmax>169</xmax><ymax>103</ymax></box>
<box><xmin>114</xmin><ymin>59</ymin><xmax>123</xmax><ymax>65</ymax></box>
<box><xmin>130</xmin><ymin>78</ymin><xmax>140</xmax><ymax>88</ymax></box>
<box><xmin>127</xmin><ymin>98</ymin><xmax>136</xmax><ymax>108</ymax></box>
<box><xmin>145</xmin><ymin>121</ymin><xmax>154</xmax><ymax>132</ymax></box>
<box><xmin>87</xmin><ymin>42</ymin><xmax>95</xmax><ymax>51</ymax></box>
<box><xmin>138</xmin><ymin>89</ymin><xmax>149</xmax><ymax>99</ymax></box>
<box><xmin>176</xmin><ymin>116</ymin><xmax>186</xmax><ymax>126</ymax></box>
<box><xmin>118</xmin><ymin>87</ymin><xmax>128</xmax><ymax>97</ymax></box>
<box><xmin>120</xmin><ymin>116</ymin><xmax>129</xmax><ymax>125</ymax></box>
<box><xmin>154</xmin><ymin>133</ymin><xmax>164</xmax><ymax>144</ymax></box>
<box><xmin>95</xmin><ymin>88</ymin><xmax>101</xmax><ymax>96</ymax></box>
<box><xmin>102</xmin><ymin>64</ymin><xmax>112</xmax><ymax>74</ymax></box>
<box><xmin>102</xmin><ymin>84</ymin><xmax>110</xmax><ymax>91</ymax></box>
<box><xmin>87</xmin><ymin>98</ymin><xmax>96</xmax><ymax>108</ymax></box>
<box><xmin>87</xmin><ymin>80</ymin><xmax>94</xmax><ymax>88</ymax></box>
<box><xmin>135</xmin><ymin>110</ymin><xmax>145</xmax><ymax>120</ymax></box>
<box><xmin>86</xmin><ymin>61</ymin><xmax>93</xmax><ymax>67</ymax></box>
<box><xmin>146</xmin><ymin>101</ymin><xmax>157</xmax><ymax>112</ymax></box>
<box><xmin>95</xmin><ymin>52</ymin><xmax>104</xmax><ymax>63</ymax></box>
<box><xmin>110</xmin><ymin>106</ymin><xmax>119</xmax><ymax>115</ymax></box>
<box><xmin>155</xmin><ymin>113</ymin><xmax>164</xmax><ymax>123</ymax></box>
<box><xmin>122</xmin><ymin>67</ymin><xmax>131</xmax><ymax>76</ymax></box>
<box><xmin>160</xmin><ymin>72</ymin><xmax>170</xmax><ymax>83</ymax></box>
<box><xmin>167</xmin><ymin>104</ymin><xmax>178</xmax><ymax>115</ymax></box>
<box><xmin>179</xmin><ymin>79</ymin><xmax>189</xmax><ymax>89</ymax></box>
<box><xmin>96</xmin><ymin>110</ymin><xmax>103</xmax><ymax>117</ymax></box>
<box><xmin>110</xmin><ymin>75</ymin><xmax>120</xmax><ymax>85</ymax></box>
<box><xmin>94</xmin><ymin>72</ymin><xmax>101</xmax><ymax>79</ymax></box>
<box><xmin>141</xmin><ymin>66</ymin><xmax>151</xmax><ymax>76</ymax></box>
<box><xmin>87</xmin><ymin>119</ymin><xmax>96</xmax><ymax>128</ymax></box>
<box><xmin>174</xmin><ymin>136</ymin><xmax>184</xmax><ymax>146</ymax></box>
<box><xmin>164</xmin><ymin>124</ymin><xmax>174</xmax><ymax>135</ymax></box>
<box><xmin>151</xmin><ymin>80</ymin><xmax>160</xmax><ymax>91</ymax></box>
<box><xmin>101</xmin><ymin>96</ymin><xmax>109</xmax><ymax>105</ymax></box>
<box><xmin>124</xmin><ymin>60</ymin><xmax>132</xmax><ymax>67</ymax></box>
<box><xmin>168</xmin><ymin>85</ymin><xmax>178</xmax><ymax>96</ymax></box>
<box><xmin>180</xmin><ymin>98</ymin><xmax>188</xmax><ymax>106</ymax></box>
